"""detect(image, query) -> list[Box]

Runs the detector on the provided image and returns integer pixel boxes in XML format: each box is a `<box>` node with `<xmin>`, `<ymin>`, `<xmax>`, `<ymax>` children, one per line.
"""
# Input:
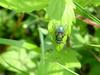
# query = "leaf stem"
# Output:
<box><xmin>57</xmin><ymin>62</ymin><xmax>79</xmax><ymax>75</ymax></box>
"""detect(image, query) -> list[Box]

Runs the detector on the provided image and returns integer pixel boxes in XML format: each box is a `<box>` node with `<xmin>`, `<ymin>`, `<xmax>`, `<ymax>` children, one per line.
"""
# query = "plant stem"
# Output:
<box><xmin>38</xmin><ymin>27</ymin><xmax>45</xmax><ymax>61</ymax></box>
<box><xmin>38</xmin><ymin>27</ymin><xmax>47</xmax><ymax>75</ymax></box>
<box><xmin>57</xmin><ymin>62</ymin><xmax>79</xmax><ymax>75</ymax></box>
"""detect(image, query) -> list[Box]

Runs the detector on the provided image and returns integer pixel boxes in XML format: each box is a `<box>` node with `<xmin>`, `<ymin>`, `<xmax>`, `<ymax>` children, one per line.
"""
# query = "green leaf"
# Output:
<box><xmin>46</xmin><ymin>50</ymin><xmax>81</xmax><ymax>75</ymax></box>
<box><xmin>47</xmin><ymin>0</ymin><xmax>65</xmax><ymax>20</ymax></box>
<box><xmin>46</xmin><ymin>50</ymin><xmax>81</xmax><ymax>68</ymax></box>
<box><xmin>0</xmin><ymin>0</ymin><xmax>48</xmax><ymax>12</ymax></box>
<box><xmin>62</xmin><ymin>0</ymin><xmax>75</xmax><ymax>26</ymax></box>
<box><xmin>0</xmin><ymin>46</ymin><xmax>36</xmax><ymax>73</ymax></box>
<box><xmin>47</xmin><ymin>62</ymin><xmax>79</xmax><ymax>75</ymax></box>
<box><xmin>94</xmin><ymin>0</ymin><xmax>100</xmax><ymax>6</ymax></box>
<box><xmin>0</xmin><ymin>38</ymin><xmax>40</xmax><ymax>51</ymax></box>
<box><xmin>89</xmin><ymin>64</ymin><xmax>100</xmax><ymax>75</ymax></box>
<box><xmin>37</xmin><ymin>61</ymin><xmax>49</xmax><ymax>75</ymax></box>
<box><xmin>87</xmin><ymin>44</ymin><xmax>100</xmax><ymax>48</ymax></box>
<box><xmin>48</xmin><ymin>0</ymin><xmax>75</xmax><ymax>51</ymax></box>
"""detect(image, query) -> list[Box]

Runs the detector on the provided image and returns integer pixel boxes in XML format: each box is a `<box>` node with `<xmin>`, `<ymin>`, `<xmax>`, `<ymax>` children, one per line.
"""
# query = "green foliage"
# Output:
<box><xmin>0</xmin><ymin>46</ymin><xmax>36</xmax><ymax>73</ymax></box>
<box><xmin>89</xmin><ymin>64</ymin><xmax>100</xmax><ymax>75</ymax></box>
<box><xmin>74</xmin><ymin>0</ymin><xmax>100</xmax><ymax>6</ymax></box>
<box><xmin>0</xmin><ymin>38</ymin><xmax>40</xmax><ymax>50</ymax></box>
<box><xmin>74</xmin><ymin>2</ymin><xmax>100</xmax><ymax>24</ymax></box>
<box><xmin>48</xmin><ymin>0</ymin><xmax>75</xmax><ymax>51</ymax></box>
<box><xmin>0</xmin><ymin>0</ymin><xmax>100</xmax><ymax>75</ymax></box>
<box><xmin>46</xmin><ymin>50</ymin><xmax>81</xmax><ymax>68</ymax></box>
<box><xmin>47</xmin><ymin>0</ymin><xmax>65</xmax><ymax>20</ymax></box>
<box><xmin>0</xmin><ymin>0</ymin><xmax>48</xmax><ymax>12</ymax></box>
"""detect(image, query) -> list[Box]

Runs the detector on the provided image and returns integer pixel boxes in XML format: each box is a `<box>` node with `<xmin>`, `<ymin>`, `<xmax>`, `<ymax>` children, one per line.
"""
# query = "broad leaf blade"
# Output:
<box><xmin>0</xmin><ymin>0</ymin><xmax>48</xmax><ymax>12</ymax></box>
<box><xmin>48</xmin><ymin>0</ymin><xmax>75</xmax><ymax>51</ymax></box>
<box><xmin>47</xmin><ymin>0</ymin><xmax>65</xmax><ymax>20</ymax></box>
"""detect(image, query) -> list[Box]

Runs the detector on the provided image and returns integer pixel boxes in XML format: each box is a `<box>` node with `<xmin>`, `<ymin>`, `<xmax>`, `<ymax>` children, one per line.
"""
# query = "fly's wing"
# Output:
<box><xmin>48</xmin><ymin>20</ymin><xmax>56</xmax><ymax>43</ymax></box>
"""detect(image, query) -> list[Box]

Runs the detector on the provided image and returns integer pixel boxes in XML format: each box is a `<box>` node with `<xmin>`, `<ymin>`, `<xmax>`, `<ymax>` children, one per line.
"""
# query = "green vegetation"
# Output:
<box><xmin>0</xmin><ymin>0</ymin><xmax>100</xmax><ymax>75</ymax></box>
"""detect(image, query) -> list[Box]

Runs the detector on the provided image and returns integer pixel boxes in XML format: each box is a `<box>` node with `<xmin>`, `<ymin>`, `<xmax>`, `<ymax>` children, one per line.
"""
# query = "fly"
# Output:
<box><xmin>55</xmin><ymin>26</ymin><xmax>64</xmax><ymax>44</ymax></box>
